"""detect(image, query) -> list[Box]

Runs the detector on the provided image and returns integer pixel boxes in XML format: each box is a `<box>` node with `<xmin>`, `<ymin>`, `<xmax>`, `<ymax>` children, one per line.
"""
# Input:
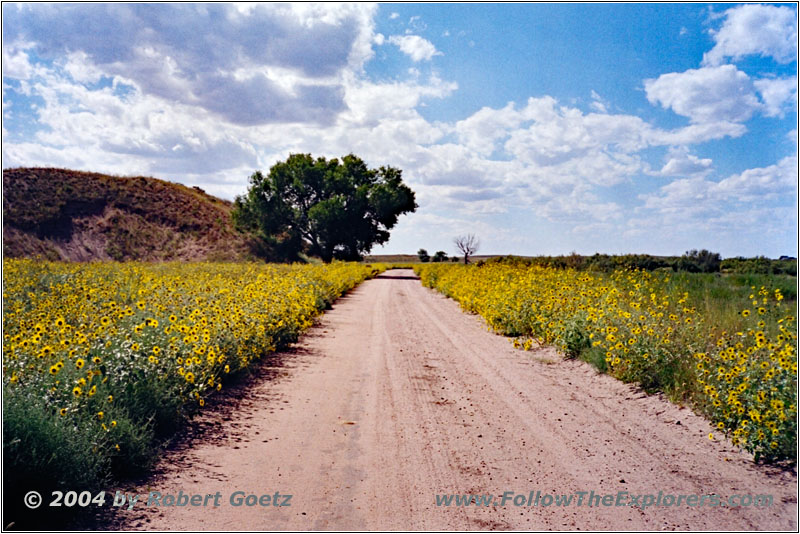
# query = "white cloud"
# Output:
<box><xmin>539</xmin><ymin>191</ymin><xmax>622</xmax><ymax>223</ymax></box>
<box><xmin>389</xmin><ymin>35</ymin><xmax>442</xmax><ymax>62</ymax></box>
<box><xmin>2</xmin><ymin>43</ymin><xmax>36</xmax><ymax>80</ymax></box>
<box><xmin>3</xmin><ymin>64</ymin><xmax>260</xmax><ymax>182</ymax></box>
<box><xmin>643</xmin><ymin>155</ymin><xmax>797</xmax><ymax>210</ymax></box>
<box><xmin>407</xmin><ymin>15</ymin><xmax>427</xmax><ymax>34</ymax></box>
<box><xmin>454</xmin><ymin>102</ymin><xmax>525</xmax><ymax>156</ymax></box>
<box><xmin>2</xmin><ymin>32</ymin><xmax>774</xmax><ymax>239</ymax></box>
<box><xmin>659</xmin><ymin>146</ymin><xmax>713</xmax><ymax>177</ymax></box>
<box><xmin>450</xmin><ymin>95</ymin><xmax>753</xmax><ymax>210</ymax></box>
<box><xmin>644</xmin><ymin>65</ymin><xmax>762</xmax><ymax>124</ymax></box>
<box><xmin>754</xmin><ymin>76</ymin><xmax>798</xmax><ymax>118</ymax></box>
<box><xmin>445</xmin><ymin>98</ymin><xmax>652</xmax><ymax>217</ymax></box>
<box><xmin>715</xmin><ymin>155</ymin><xmax>798</xmax><ymax>202</ymax></box>
<box><xmin>2</xmin><ymin>3</ymin><xmax>379</xmax><ymax>126</ymax></box>
<box><xmin>61</xmin><ymin>51</ymin><xmax>104</xmax><ymax>84</ymax></box>
<box><xmin>389</xmin><ymin>12</ymin><xmax>399</xmax><ymax>20</ymax></box>
<box><xmin>703</xmin><ymin>4</ymin><xmax>798</xmax><ymax>66</ymax></box>
<box><xmin>647</xmin><ymin>120</ymin><xmax>747</xmax><ymax>146</ymax></box>
<box><xmin>499</xmin><ymin>98</ymin><xmax>650</xmax><ymax>186</ymax></box>
<box><xmin>342</xmin><ymin>74</ymin><xmax>456</xmax><ymax>126</ymax></box>
<box><xmin>590</xmin><ymin>90</ymin><xmax>609</xmax><ymax>113</ymax></box>
<box><xmin>631</xmin><ymin>155</ymin><xmax>797</xmax><ymax>255</ymax></box>
<box><xmin>642</xmin><ymin>176</ymin><xmax>712</xmax><ymax>210</ymax></box>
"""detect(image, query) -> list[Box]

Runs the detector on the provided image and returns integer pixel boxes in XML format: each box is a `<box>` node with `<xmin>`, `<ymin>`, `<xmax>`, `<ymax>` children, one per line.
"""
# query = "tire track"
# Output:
<box><xmin>111</xmin><ymin>269</ymin><xmax>796</xmax><ymax>531</ymax></box>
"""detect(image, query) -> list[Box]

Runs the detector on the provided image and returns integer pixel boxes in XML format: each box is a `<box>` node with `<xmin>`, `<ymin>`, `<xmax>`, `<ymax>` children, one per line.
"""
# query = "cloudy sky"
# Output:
<box><xmin>2</xmin><ymin>3</ymin><xmax>797</xmax><ymax>258</ymax></box>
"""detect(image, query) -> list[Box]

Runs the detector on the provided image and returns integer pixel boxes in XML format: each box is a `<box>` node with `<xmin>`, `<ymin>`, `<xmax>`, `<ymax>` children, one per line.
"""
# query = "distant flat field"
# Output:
<box><xmin>364</xmin><ymin>254</ymin><xmax>504</xmax><ymax>263</ymax></box>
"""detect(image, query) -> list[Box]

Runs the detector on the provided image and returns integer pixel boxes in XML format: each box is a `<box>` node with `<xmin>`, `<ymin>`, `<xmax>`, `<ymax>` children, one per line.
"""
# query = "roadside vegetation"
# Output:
<box><xmin>3</xmin><ymin>259</ymin><xmax>383</xmax><ymax>523</ymax></box>
<box><xmin>415</xmin><ymin>258</ymin><xmax>797</xmax><ymax>463</ymax></box>
<box><xmin>375</xmin><ymin>251</ymin><xmax>796</xmax><ymax>274</ymax></box>
<box><xmin>494</xmin><ymin>251</ymin><xmax>797</xmax><ymax>275</ymax></box>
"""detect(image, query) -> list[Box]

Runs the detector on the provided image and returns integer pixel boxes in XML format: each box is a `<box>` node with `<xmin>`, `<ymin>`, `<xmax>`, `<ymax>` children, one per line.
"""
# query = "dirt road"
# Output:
<box><xmin>115</xmin><ymin>269</ymin><xmax>796</xmax><ymax>530</ymax></box>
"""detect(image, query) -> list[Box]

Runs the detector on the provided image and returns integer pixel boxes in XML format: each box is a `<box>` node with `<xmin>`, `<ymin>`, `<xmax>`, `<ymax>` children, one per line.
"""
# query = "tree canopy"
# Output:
<box><xmin>233</xmin><ymin>153</ymin><xmax>417</xmax><ymax>262</ymax></box>
<box><xmin>431</xmin><ymin>250</ymin><xmax>449</xmax><ymax>263</ymax></box>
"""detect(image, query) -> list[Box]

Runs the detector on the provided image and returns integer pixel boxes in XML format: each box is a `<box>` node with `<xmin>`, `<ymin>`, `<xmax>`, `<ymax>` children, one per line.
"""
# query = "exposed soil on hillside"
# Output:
<box><xmin>3</xmin><ymin>167</ymin><xmax>258</xmax><ymax>261</ymax></box>
<box><xmin>106</xmin><ymin>270</ymin><xmax>796</xmax><ymax>530</ymax></box>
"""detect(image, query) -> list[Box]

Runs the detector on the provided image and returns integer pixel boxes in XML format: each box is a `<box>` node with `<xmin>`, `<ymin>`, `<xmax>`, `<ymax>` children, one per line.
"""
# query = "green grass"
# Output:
<box><xmin>666</xmin><ymin>272</ymin><xmax>797</xmax><ymax>335</ymax></box>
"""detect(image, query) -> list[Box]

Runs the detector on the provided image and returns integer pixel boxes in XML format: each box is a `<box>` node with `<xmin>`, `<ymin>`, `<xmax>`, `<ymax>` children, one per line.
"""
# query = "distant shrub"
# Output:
<box><xmin>722</xmin><ymin>256</ymin><xmax>797</xmax><ymax>275</ymax></box>
<box><xmin>477</xmin><ymin>253</ymin><xmax>794</xmax><ymax>275</ymax></box>
<box><xmin>431</xmin><ymin>250</ymin><xmax>448</xmax><ymax>263</ymax></box>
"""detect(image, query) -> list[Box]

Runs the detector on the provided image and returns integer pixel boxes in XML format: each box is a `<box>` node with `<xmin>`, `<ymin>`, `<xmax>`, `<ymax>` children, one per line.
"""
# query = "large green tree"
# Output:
<box><xmin>233</xmin><ymin>153</ymin><xmax>417</xmax><ymax>262</ymax></box>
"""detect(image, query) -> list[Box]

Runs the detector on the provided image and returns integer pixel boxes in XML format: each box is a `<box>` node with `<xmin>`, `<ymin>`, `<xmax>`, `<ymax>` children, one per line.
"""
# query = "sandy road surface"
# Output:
<box><xmin>114</xmin><ymin>269</ymin><xmax>796</xmax><ymax>531</ymax></box>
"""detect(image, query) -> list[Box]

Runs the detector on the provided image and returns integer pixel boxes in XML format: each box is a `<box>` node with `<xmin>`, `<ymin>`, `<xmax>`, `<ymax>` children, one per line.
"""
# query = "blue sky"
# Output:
<box><xmin>2</xmin><ymin>3</ymin><xmax>797</xmax><ymax>258</ymax></box>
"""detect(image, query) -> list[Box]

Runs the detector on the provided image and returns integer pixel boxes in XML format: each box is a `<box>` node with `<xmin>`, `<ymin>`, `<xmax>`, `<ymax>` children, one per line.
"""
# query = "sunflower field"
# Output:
<box><xmin>3</xmin><ymin>259</ymin><xmax>383</xmax><ymax>495</ymax></box>
<box><xmin>415</xmin><ymin>260</ymin><xmax>797</xmax><ymax>463</ymax></box>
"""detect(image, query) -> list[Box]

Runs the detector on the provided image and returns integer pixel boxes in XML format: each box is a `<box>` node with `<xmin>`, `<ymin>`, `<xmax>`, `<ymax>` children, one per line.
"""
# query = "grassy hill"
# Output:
<box><xmin>3</xmin><ymin>167</ymin><xmax>260</xmax><ymax>261</ymax></box>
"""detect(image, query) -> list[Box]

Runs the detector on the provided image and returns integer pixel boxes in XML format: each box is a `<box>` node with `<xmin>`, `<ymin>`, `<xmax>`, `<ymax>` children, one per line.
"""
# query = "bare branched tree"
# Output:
<box><xmin>454</xmin><ymin>234</ymin><xmax>480</xmax><ymax>264</ymax></box>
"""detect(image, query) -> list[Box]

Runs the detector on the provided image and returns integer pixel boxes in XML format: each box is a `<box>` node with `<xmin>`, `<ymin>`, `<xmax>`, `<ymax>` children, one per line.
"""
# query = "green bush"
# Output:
<box><xmin>563</xmin><ymin>316</ymin><xmax>590</xmax><ymax>358</ymax></box>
